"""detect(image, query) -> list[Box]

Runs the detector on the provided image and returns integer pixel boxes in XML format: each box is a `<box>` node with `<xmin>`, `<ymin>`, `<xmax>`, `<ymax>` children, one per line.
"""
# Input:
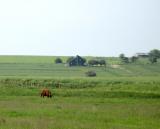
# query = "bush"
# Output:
<box><xmin>119</xmin><ymin>54</ymin><xmax>129</xmax><ymax>64</ymax></box>
<box><xmin>148</xmin><ymin>49</ymin><xmax>160</xmax><ymax>63</ymax></box>
<box><xmin>99</xmin><ymin>59</ymin><xmax>106</xmax><ymax>66</ymax></box>
<box><xmin>130</xmin><ymin>56</ymin><xmax>138</xmax><ymax>63</ymax></box>
<box><xmin>85</xmin><ymin>71</ymin><xmax>97</xmax><ymax>77</ymax></box>
<box><xmin>55</xmin><ymin>58</ymin><xmax>63</xmax><ymax>64</ymax></box>
<box><xmin>88</xmin><ymin>59</ymin><xmax>106</xmax><ymax>66</ymax></box>
<box><xmin>88</xmin><ymin>60</ymin><xmax>98</xmax><ymax>66</ymax></box>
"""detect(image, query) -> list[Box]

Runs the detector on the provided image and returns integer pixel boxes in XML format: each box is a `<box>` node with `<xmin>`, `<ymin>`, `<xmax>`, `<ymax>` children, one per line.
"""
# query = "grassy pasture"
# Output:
<box><xmin>0</xmin><ymin>83</ymin><xmax>160</xmax><ymax>129</ymax></box>
<box><xmin>0</xmin><ymin>55</ymin><xmax>160</xmax><ymax>129</ymax></box>
<box><xmin>0</xmin><ymin>55</ymin><xmax>119</xmax><ymax>64</ymax></box>
<box><xmin>0</xmin><ymin>55</ymin><xmax>159</xmax><ymax>64</ymax></box>
<box><xmin>0</xmin><ymin>63</ymin><xmax>160</xmax><ymax>78</ymax></box>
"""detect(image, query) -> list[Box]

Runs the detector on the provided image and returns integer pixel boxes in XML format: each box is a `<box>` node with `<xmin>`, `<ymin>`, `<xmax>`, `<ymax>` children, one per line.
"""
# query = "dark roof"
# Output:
<box><xmin>135</xmin><ymin>53</ymin><xmax>149</xmax><ymax>57</ymax></box>
<box><xmin>68</xmin><ymin>55</ymin><xmax>85</xmax><ymax>66</ymax></box>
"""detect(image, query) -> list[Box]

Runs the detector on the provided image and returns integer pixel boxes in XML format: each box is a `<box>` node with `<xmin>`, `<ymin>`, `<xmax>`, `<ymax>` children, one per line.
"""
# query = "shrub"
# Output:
<box><xmin>148</xmin><ymin>49</ymin><xmax>160</xmax><ymax>63</ymax></box>
<box><xmin>88</xmin><ymin>59</ymin><xmax>98</xmax><ymax>66</ymax></box>
<box><xmin>55</xmin><ymin>58</ymin><xmax>63</xmax><ymax>64</ymax></box>
<box><xmin>130</xmin><ymin>56</ymin><xmax>138</xmax><ymax>63</ymax></box>
<box><xmin>119</xmin><ymin>54</ymin><xmax>129</xmax><ymax>64</ymax></box>
<box><xmin>85</xmin><ymin>71</ymin><xmax>97</xmax><ymax>77</ymax></box>
<box><xmin>99</xmin><ymin>59</ymin><xmax>106</xmax><ymax>66</ymax></box>
<box><xmin>88</xmin><ymin>59</ymin><xmax>106</xmax><ymax>66</ymax></box>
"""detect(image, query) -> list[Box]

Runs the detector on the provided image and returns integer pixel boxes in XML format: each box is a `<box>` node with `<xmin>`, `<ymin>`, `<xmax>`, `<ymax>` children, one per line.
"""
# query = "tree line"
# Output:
<box><xmin>55</xmin><ymin>49</ymin><xmax>160</xmax><ymax>65</ymax></box>
<box><xmin>55</xmin><ymin>57</ymin><xmax>106</xmax><ymax>66</ymax></box>
<box><xmin>119</xmin><ymin>49</ymin><xmax>160</xmax><ymax>64</ymax></box>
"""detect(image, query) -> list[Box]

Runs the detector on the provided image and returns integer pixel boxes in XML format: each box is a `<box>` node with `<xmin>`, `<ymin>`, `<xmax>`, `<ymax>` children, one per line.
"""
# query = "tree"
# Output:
<box><xmin>55</xmin><ymin>58</ymin><xmax>63</xmax><ymax>64</ymax></box>
<box><xmin>130</xmin><ymin>56</ymin><xmax>138</xmax><ymax>63</ymax></box>
<box><xmin>149</xmin><ymin>56</ymin><xmax>157</xmax><ymax>64</ymax></box>
<box><xmin>88</xmin><ymin>59</ymin><xmax>107</xmax><ymax>66</ymax></box>
<box><xmin>99</xmin><ymin>59</ymin><xmax>106</xmax><ymax>66</ymax></box>
<box><xmin>88</xmin><ymin>59</ymin><xmax>98</xmax><ymax>66</ymax></box>
<box><xmin>119</xmin><ymin>53</ymin><xmax>125</xmax><ymax>59</ymax></box>
<box><xmin>123</xmin><ymin>57</ymin><xmax>129</xmax><ymax>63</ymax></box>
<box><xmin>148</xmin><ymin>49</ymin><xmax>160</xmax><ymax>63</ymax></box>
<box><xmin>119</xmin><ymin>53</ymin><xmax>129</xmax><ymax>64</ymax></box>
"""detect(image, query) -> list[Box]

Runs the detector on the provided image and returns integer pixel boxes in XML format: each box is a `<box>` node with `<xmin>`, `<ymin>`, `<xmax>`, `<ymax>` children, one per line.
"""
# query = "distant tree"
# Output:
<box><xmin>88</xmin><ymin>59</ymin><xmax>107</xmax><ymax>66</ymax></box>
<box><xmin>99</xmin><ymin>59</ymin><xmax>106</xmax><ymax>66</ymax></box>
<box><xmin>55</xmin><ymin>58</ymin><xmax>63</xmax><ymax>64</ymax></box>
<box><xmin>149</xmin><ymin>56</ymin><xmax>157</xmax><ymax>64</ymax></box>
<box><xmin>119</xmin><ymin>53</ymin><xmax>125</xmax><ymax>59</ymax></box>
<box><xmin>148</xmin><ymin>49</ymin><xmax>160</xmax><ymax>63</ymax></box>
<box><xmin>123</xmin><ymin>57</ymin><xmax>129</xmax><ymax>63</ymax></box>
<box><xmin>119</xmin><ymin>54</ymin><xmax>129</xmax><ymax>64</ymax></box>
<box><xmin>88</xmin><ymin>59</ymin><xmax>98</xmax><ymax>66</ymax></box>
<box><xmin>130</xmin><ymin>56</ymin><xmax>138</xmax><ymax>63</ymax></box>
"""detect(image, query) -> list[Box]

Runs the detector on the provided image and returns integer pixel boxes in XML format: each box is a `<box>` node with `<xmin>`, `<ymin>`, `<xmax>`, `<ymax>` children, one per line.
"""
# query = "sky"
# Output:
<box><xmin>0</xmin><ymin>0</ymin><xmax>160</xmax><ymax>57</ymax></box>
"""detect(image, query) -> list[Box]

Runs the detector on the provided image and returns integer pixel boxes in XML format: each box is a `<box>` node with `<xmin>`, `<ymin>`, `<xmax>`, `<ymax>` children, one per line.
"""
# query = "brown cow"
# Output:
<box><xmin>41</xmin><ymin>89</ymin><xmax>52</xmax><ymax>98</ymax></box>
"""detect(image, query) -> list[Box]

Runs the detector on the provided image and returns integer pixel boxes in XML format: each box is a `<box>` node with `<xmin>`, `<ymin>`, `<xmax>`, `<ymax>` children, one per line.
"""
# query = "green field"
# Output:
<box><xmin>0</xmin><ymin>56</ymin><xmax>160</xmax><ymax>129</ymax></box>
<box><xmin>0</xmin><ymin>56</ymin><xmax>159</xmax><ymax>78</ymax></box>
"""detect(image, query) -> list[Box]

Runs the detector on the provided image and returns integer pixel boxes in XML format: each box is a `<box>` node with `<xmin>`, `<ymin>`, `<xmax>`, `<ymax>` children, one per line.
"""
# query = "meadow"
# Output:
<box><xmin>0</xmin><ymin>56</ymin><xmax>160</xmax><ymax>129</ymax></box>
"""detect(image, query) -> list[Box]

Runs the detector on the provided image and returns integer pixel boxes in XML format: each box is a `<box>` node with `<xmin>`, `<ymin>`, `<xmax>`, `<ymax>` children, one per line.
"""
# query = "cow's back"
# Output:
<box><xmin>41</xmin><ymin>89</ymin><xmax>52</xmax><ymax>98</ymax></box>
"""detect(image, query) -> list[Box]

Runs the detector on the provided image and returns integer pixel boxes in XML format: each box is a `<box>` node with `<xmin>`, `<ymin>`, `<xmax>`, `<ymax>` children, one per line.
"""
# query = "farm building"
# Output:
<box><xmin>68</xmin><ymin>55</ymin><xmax>86</xmax><ymax>66</ymax></box>
<box><xmin>135</xmin><ymin>53</ymin><xmax>149</xmax><ymax>58</ymax></box>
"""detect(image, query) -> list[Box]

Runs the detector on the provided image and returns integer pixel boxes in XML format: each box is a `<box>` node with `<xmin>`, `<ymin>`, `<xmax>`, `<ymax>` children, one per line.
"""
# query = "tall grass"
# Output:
<box><xmin>0</xmin><ymin>77</ymin><xmax>160</xmax><ymax>88</ymax></box>
<box><xmin>0</xmin><ymin>94</ymin><xmax>160</xmax><ymax>129</ymax></box>
<box><xmin>0</xmin><ymin>77</ymin><xmax>160</xmax><ymax>99</ymax></box>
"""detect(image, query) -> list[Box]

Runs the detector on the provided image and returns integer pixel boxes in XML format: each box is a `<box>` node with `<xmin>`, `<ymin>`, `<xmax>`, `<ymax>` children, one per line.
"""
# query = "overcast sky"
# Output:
<box><xmin>0</xmin><ymin>0</ymin><xmax>160</xmax><ymax>57</ymax></box>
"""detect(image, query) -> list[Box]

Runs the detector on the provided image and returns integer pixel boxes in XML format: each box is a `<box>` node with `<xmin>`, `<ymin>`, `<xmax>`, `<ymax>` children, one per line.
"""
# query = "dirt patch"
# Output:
<box><xmin>111</xmin><ymin>65</ymin><xmax>121</xmax><ymax>69</ymax></box>
<box><xmin>111</xmin><ymin>65</ymin><xmax>132</xmax><ymax>73</ymax></box>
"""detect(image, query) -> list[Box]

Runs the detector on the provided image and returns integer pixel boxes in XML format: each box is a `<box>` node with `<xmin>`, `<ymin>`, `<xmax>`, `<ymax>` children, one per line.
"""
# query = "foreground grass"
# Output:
<box><xmin>0</xmin><ymin>56</ymin><xmax>160</xmax><ymax>128</ymax></box>
<box><xmin>0</xmin><ymin>96</ymin><xmax>160</xmax><ymax>129</ymax></box>
<box><xmin>0</xmin><ymin>85</ymin><xmax>160</xmax><ymax>129</ymax></box>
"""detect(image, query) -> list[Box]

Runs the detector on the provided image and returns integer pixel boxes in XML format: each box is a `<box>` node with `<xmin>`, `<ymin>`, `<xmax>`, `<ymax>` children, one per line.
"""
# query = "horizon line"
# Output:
<box><xmin>0</xmin><ymin>54</ymin><xmax>119</xmax><ymax>57</ymax></box>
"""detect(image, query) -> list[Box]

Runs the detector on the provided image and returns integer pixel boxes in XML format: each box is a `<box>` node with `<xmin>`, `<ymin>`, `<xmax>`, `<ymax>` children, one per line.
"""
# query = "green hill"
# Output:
<box><xmin>0</xmin><ymin>55</ymin><xmax>159</xmax><ymax>78</ymax></box>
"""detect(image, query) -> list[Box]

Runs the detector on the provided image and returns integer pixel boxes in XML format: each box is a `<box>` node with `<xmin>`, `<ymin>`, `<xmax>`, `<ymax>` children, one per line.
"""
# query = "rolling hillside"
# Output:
<box><xmin>0</xmin><ymin>55</ymin><xmax>159</xmax><ymax>78</ymax></box>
